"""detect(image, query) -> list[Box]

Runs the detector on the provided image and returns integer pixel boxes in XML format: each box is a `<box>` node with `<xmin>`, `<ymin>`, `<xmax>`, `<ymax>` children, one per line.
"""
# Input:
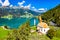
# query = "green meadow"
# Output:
<box><xmin>0</xmin><ymin>25</ymin><xmax>60</xmax><ymax>40</ymax></box>
<box><xmin>0</xmin><ymin>27</ymin><xmax>11</xmax><ymax>40</ymax></box>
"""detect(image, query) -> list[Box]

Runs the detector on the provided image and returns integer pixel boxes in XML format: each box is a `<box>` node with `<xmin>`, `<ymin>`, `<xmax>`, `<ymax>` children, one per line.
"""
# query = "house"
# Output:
<box><xmin>37</xmin><ymin>16</ymin><xmax>49</xmax><ymax>34</ymax></box>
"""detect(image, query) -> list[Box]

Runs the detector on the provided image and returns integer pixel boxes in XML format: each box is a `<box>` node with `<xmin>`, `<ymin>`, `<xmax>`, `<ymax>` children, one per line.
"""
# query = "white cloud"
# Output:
<box><xmin>10</xmin><ymin>5</ymin><xmax>13</xmax><ymax>7</ymax></box>
<box><xmin>0</xmin><ymin>0</ymin><xmax>10</xmax><ymax>6</ymax></box>
<box><xmin>18</xmin><ymin>1</ymin><xmax>25</xmax><ymax>6</ymax></box>
<box><xmin>31</xmin><ymin>6</ymin><xmax>38</xmax><ymax>12</ymax></box>
<box><xmin>18</xmin><ymin>1</ymin><xmax>25</xmax><ymax>8</ymax></box>
<box><xmin>32</xmin><ymin>6</ymin><xmax>37</xmax><ymax>11</ymax></box>
<box><xmin>31</xmin><ymin>7</ymin><xmax>47</xmax><ymax>13</ymax></box>
<box><xmin>0</xmin><ymin>0</ymin><xmax>3</xmax><ymax>4</ymax></box>
<box><xmin>38</xmin><ymin>8</ymin><xmax>45</xmax><ymax>11</ymax></box>
<box><xmin>2</xmin><ymin>0</ymin><xmax>10</xmax><ymax>6</ymax></box>
<box><xmin>32</xmin><ymin>6</ymin><xmax>35</xmax><ymax>9</ymax></box>
<box><xmin>20</xmin><ymin>5</ymin><xmax>24</xmax><ymax>8</ymax></box>
<box><xmin>38</xmin><ymin>8</ymin><xmax>47</xmax><ymax>13</ymax></box>
<box><xmin>24</xmin><ymin>4</ymin><xmax>31</xmax><ymax>9</ymax></box>
<box><xmin>18</xmin><ymin>1</ymin><xmax>31</xmax><ymax>9</ymax></box>
<box><xmin>33</xmin><ymin>8</ymin><xmax>37</xmax><ymax>11</ymax></box>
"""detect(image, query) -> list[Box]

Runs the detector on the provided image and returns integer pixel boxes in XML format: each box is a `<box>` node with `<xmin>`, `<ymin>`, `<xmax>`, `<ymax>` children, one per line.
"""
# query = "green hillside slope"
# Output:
<box><xmin>41</xmin><ymin>4</ymin><xmax>60</xmax><ymax>26</ymax></box>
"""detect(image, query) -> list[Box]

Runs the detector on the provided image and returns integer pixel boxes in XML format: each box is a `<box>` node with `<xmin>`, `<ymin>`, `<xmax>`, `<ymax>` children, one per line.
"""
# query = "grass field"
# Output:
<box><xmin>0</xmin><ymin>26</ymin><xmax>60</xmax><ymax>40</ymax></box>
<box><xmin>0</xmin><ymin>27</ymin><xmax>11</xmax><ymax>40</ymax></box>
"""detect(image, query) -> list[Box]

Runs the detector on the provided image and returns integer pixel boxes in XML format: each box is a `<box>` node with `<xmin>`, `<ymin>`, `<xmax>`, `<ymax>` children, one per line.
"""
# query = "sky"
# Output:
<box><xmin>0</xmin><ymin>0</ymin><xmax>60</xmax><ymax>11</ymax></box>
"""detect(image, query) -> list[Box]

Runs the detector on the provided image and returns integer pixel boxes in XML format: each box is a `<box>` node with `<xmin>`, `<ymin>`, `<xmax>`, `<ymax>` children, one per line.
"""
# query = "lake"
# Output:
<box><xmin>0</xmin><ymin>17</ymin><xmax>39</xmax><ymax>29</ymax></box>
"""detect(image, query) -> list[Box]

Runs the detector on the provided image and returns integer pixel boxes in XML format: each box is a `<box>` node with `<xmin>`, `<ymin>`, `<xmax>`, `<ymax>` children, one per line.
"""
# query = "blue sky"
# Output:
<box><xmin>0</xmin><ymin>0</ymin><xmax>60</xmax><ymax>10</ymax></box>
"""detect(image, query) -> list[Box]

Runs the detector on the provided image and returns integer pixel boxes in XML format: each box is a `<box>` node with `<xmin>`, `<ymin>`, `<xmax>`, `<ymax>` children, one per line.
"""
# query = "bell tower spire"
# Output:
<box><xmin>38</xmin><ymin>16</ymin><xmax>42</xmax><ymax>23</ymax></box>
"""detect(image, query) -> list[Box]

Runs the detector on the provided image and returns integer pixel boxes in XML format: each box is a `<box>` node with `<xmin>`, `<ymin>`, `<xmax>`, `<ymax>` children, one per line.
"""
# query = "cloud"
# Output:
<box><xmin>0</xmin><ymin>0</ymin><xmax>3</xmax><ymax>4</ymax></box>
<box><xmin>31</xmin><ymin>7</ymin><xmax>47</xmax><ymax>13</ymax></box>
<box><xmin>18</xmin><ymin>1</ymin><xmax>25</xmax><ymax>8</ymax></box>
<box><xmin>31</xmin><ymin>6</ymin><xmax>38</xmax><ymax>12</ymax></box>
<box><xmin>38</xmin><ymin>8</ymin><xmax>47</xmax><ymax>13</ymax></box>
<box><xmin>32</xmin><ymin>6</ymin><xmax>37</xmax><ymax>11</ymax></box>
<box><xmin>0</xmin><ymin>0</ymin><xmax>47</xmax><ymax>13</ymax></box>
<box><xmin>2</xmin><ymin>0</ymin><xmax>10</xmax><ymax>6</ymax></box>
<box><xmin>18</xmin><ymin>1</ymin><xmax>31</xmax><ymax>9</ymax></box>
<box><xmin>32</xmin><ymin>6</ymin><xmax>35</xmax><ymax>9</ymax></box>
<box><xmin>38</xmin><ymin>8</ymin><xmax>45</xmax><ymax>11</ymax></box>
<box><xmin>0</xmin><ymin>0</ymin><xmax>10</xmax><ymax>6</ymax></box>
<box><xmin>18</xmin><ymin>1</ymin><xmax>25</xmax><ymax>6</ymax></box>
<box><xmin>24</xmin><ymin>4</ymin><xmax>31</xmax><ymax>9</ymax></box>
<box><xmin>10</xmin><ymin>5</ymin><xmax>13</xmax><ymax>7</ymax></box>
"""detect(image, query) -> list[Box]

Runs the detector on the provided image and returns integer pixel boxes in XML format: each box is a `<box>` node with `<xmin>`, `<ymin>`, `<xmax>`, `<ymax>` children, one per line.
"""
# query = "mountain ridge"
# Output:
<box><xmin>0</xmin><ymin>6</ymin><xmax>43</xmax><ymax>17</ymax></box>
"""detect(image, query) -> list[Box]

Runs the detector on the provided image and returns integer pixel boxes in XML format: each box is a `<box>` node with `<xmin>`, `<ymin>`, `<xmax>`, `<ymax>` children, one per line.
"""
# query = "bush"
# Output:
<box><xmin>18</xmin><ymin>21</ymin><xmax>31</xmax><ymax>40</ymax></box>
<box><xmin>6</xmin><ymin>21</ymin><xmax>30</xmax><ymax>40</ymax></box>
<box><xmin>4</xmin><ymin>26</ymin><xmax>9</xmax><ymax>29</ymax></box>
<box><xmin>55</xmin><ymin>29</ymin><xmax>60</xmax><ymax>38</ymax></box>
<box><xmin>47</xmin><ymin>29</ymin><xmax>56</xmax><ymax>39</ymax></box>
<box><xmin>6</xmin><ymin>29</ymin><xmax>19</xmax><ymax>40</ymax></box>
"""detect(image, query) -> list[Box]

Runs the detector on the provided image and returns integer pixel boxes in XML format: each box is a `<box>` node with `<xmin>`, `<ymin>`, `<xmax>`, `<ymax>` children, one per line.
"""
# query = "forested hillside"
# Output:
<box><xmin>41</xmin><ymin>4</ymin><xmax>60</xmax><ymax>26</ymax></box>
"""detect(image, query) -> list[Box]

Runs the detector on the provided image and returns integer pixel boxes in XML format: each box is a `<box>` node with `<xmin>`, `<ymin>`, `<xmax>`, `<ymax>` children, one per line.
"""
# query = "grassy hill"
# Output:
<box><xmin>41</xmin><ymin>4</ymin><xmax>60</xmax><ymax>26</ymax></box>
<box><xmin>0</xmin><ymin>27</ymin><xmax>11</xmax><ymax>40</ymax></box>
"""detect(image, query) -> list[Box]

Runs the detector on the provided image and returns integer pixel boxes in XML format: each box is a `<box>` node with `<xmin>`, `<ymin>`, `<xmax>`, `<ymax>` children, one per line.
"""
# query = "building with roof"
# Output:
<box><xmin>37</xmin><ymin>16</ymin><xmax>49</xmax><ymax>34</ymax></box>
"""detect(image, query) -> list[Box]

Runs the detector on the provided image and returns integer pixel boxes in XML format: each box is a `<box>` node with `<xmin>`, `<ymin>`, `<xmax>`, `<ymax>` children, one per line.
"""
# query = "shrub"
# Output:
<box><xmin>6</xmin><ymin>29</ymin><xmax>19</xmax><ymax>40</ymax></box>
<box><xmin>18</xmin><ymin>21</ymin><xmax>31</xmax><ymax>40</ymax></box>
<box><xmin>55</xmin><ymin>29</ymin><xmax>60</xmax><ymax>38</ymax></box>
<box><xmin>6</xmin><ymin>21</ymin><xmax>30</xmax><ymax>40</ymax></box>
<box><xmin>4</xmin><ymin>26</ymin><xmax>9</xmax><ymax>29</ymax></box>
<box><xmin>46</xmin><ymin>29</ymin><xmax>56</xmax><ymax>39</ymax></box>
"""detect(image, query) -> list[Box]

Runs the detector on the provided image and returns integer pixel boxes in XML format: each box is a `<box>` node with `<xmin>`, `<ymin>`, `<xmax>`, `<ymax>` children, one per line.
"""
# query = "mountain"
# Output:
<box><xmin>41</xmin><ymin>4</ymin><xmax>60</xmax><ymax>26</ymax></box>
<box><xmin>0</xmin><ymin>6</ymin><xmax>42</xmax><ymax>18</ymax></box>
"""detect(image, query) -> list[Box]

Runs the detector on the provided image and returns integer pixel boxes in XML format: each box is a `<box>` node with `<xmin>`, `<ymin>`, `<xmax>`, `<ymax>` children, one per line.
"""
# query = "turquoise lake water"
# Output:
<box><xmin>0</xmin><ymin>17</ymin><xmax>39</xmax><ymax>29</ymax></box>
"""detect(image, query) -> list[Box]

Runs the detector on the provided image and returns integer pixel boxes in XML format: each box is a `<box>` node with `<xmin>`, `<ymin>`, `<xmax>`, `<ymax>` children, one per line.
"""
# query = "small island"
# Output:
<box><xmin>1</xmin><ymin>14</ymin><xmax>13</xmax><ymax>20</ymax></box>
